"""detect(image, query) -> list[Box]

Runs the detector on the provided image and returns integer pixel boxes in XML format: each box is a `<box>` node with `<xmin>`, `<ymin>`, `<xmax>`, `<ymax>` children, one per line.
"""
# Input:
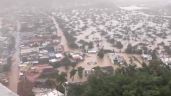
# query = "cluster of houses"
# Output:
<box><xmin>17</xmin><ymin>10</ymin><xmax>88</xmax><ymax>96</ymax></box>
<box><xmin>54</xmin><ymin>7</ymin><xmax>171</xmax><ymax>66</ymax></box>
<box><xmin>18</xmin><ymin>11</ymin><xmax>63</xmax><ymax>80</ymax></box>
<box><xmin>0</xmin><ymin>6</ymin><xmax>170</xmax><ymax>96</ymax></box>
<box><xmin>15</xmin><ymin>8</ymin><xmax>122</xmax><ymax>95</ymax></box>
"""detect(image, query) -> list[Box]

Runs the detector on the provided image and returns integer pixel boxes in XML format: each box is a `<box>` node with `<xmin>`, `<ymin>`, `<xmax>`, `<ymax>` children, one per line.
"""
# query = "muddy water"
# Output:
<box><xmin>50</xmin><ymin>16</ymin><xmax>71</xmax><ymax>52</ymax></box>
<box><xmin>57</xmin><ymin>53</ymin><xmax>118</xmax><ymax>83</ymax></box>
<box><xmin>8</xmin><ymin>21</ymin><xmax>20</xmax><ymax>93</ymax></box>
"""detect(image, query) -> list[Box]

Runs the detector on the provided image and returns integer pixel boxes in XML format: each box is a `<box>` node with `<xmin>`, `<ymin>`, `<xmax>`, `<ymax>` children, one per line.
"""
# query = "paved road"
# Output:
<box><xmin>8</xmin><ymin>21</ymin><xmax>20</xmax><ymax>93</ymax></box>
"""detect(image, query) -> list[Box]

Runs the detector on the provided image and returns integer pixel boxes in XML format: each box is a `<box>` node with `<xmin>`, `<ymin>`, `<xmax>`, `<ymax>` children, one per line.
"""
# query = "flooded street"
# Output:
<box><xmin>8</xmin><ymin>21</ymin><xmax>20</xmax><ymax>93</ymax></box>
<box><xmin>51</xmin><ymin>15</ymin><xmax>116</xmax><ymax>83</ymax></box>
<box><xmin>50</xmin><ymin>16</ymin><xmax>71</xmax><ymax>52</ymax></box>
<box><xmin>57</xmin><ymin>53</ymin><xmax>116</xmax><ymax>83</ymax></box>
<box><xmin>0</xmin><ymin>0</ymin><xmax>171</xmax><ymax>96</ymax></box>
<box><xmin>69</xmin><ymin>54</ymin><xmax>116</xmax><ymax>83</ymax></box>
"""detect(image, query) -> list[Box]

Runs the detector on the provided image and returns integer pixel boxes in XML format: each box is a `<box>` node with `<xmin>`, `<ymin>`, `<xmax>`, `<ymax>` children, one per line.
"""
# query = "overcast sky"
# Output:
<box><xmin>0</xmin><ymin>0</ymin><xmax>170</xmax><ymax>9</ymax></box>
<box><xmin>0</xmin><ymin>0</ymin><xmax>169</xmax><ymax>4</ymax></box>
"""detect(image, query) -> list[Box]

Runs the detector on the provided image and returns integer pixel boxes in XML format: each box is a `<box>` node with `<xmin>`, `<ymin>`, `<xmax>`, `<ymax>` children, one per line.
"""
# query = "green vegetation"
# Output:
<box><xmin>70</xmin><ymin>68</ymin><xmax>77</xmax><ymax>81</ymax></box>
<box><xmin>68</xmin><ymin>60</ymin><xmax>171</xmax><ymax>96</ymax></box>
<box><xmin>125</xmin><ymin>44</ymin><xmax>133</xmax><ymax>53</ymax></box>
<box><xmin>56</xmin><ymin>18</ymin><xmax>79</xmax><ymax>49</ymax></box>
<box><xmin>46</xmin><ymin>71</ymin><xmax>67</xmax><ymax>93</ymax></box>
<box><xmin>88</xmin><ymin>42</ymin><xmax>94</xmax><ymax>49</ymax></box>
<box><xmin>77</xmin><ymin>67</ymin><xmax>84</xmax><ymax>79</ymax></box>
<box><xmin>115</xmin><ymin>41</ymin><xmax>123</xmax><ymax>50</ymax></box>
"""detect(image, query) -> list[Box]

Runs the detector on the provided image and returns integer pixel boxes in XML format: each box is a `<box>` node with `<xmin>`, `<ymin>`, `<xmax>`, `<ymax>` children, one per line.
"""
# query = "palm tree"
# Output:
<box><xmin>55</xmin><ymin>72</ymin><xmax>67</xmax><ymax>96</ymax></box>
<box><xmin>47</xmin><ymin>71</ymin><xmax>67</xmax><ymax>92</ymax></box>
<box><xmin>57</xmin><ymin>72</ymin><xmax>67</xmax><ymax>85</ymax></box>
<box><xmin>61</xmin><ymin>56</ymin><xmax>71</xmax><ymax>70</ymax></box>
<box><xmin>70</xmin><ymin>68</ymin><xmax>77</xmax><ymax>81</ymax></box>
<box><xmin>97</xmin><ymin>49</ymin><xmax>105</xmax><ymax>59</ymax></box>
<box><xmin>77</xmin><ymin>67</ymin><xmax>84</xmax><ymax>79</ymax></box>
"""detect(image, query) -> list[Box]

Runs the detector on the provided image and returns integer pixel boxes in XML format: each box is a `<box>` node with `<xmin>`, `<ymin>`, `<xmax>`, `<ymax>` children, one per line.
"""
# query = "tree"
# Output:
<box><xmin>116</xmin><ymin>41</ymin><xmax>123</xmax><ymax>50</ymax></box>
<box><xmin>77</xmin><ymin>67</ymin><xmax>84</xmax><ymax>79</ymax></box>
<box><xmin>70</xmin><ymin>69</ymin><xmax>77</xmax><ymax>81</ymax></box>
<box><xmin>125</xmin><ymin>44</ymin><xmax>133</xmax><ymax>53</ymax></box>
<box><xmin>97</xmin><ymin>49</ymin><xmax>105</xmax><ymax>59</ymax></box>
<box><xmin>46</xmin><ymin>71</ymin><xmax>67</xmax><ymax>93</ymax></box>
<box><xmin>57</xmin><ymin>72</ymin><xmax>67</xmax><ymax>85</ymax></box>
<box><xmin>92</xmin><ymin>66</ymin><xmax>105</xmax><ymax>78</ymax></box>
<box><xmin>68</xmin><ymin>84</ymin><xmax>86</xmax><ymax>96</ymax></box>
<box><xmin>151</xmin><ymin>50</ymin><xmax>158</xmax><ymax>60</ymax></box>
<box><xmin>88</xmin><ymin>42</ymin><xmax>94</xmax><ymax>49</ymax></box>
<box><xmin>68</xmin><ymin>60</ymin><xmax>171</xmax><ymax>96</ymax></box>
<box><xmin>60</xmin><ymin>56</ymin><xmax>72</xmax><ymax>70</ymax></box>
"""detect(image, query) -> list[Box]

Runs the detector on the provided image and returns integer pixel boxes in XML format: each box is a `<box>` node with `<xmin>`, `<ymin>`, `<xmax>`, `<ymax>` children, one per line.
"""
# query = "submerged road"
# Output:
<box><xmin>50</xmin><ymin>15</ymin><xmax>71</xmax><ymax>52</ymax></box>
<box><xmin>8</xmin><ymin>21</ymin><xmax>20</xmax><ymax>93</ymax></box>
